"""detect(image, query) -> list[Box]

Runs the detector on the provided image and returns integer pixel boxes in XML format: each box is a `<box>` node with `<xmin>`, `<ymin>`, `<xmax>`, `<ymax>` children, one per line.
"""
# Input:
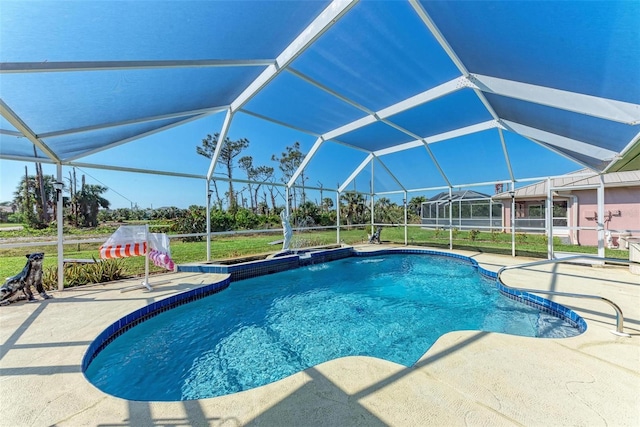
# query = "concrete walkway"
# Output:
<box><xmin>1</xmin><ymin>248</ymin><xmax>638</xmax><ymax>426</ymax></box>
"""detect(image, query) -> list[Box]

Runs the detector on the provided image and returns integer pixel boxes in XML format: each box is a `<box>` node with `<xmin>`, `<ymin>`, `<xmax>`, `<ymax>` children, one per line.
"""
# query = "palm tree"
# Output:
<box><xmin>408</xmin><ymin>196</ymin><xmax>427</xmax><ymax>218</ymax></box>
<box><xmin>321</xmin><ymin>197</ymin><xmax>334</xmax><ymax>212</ymax></box>
<box><xmin>340</xmin><ymin>191</ymin><xmax>367</xmax><ymax>226</ymax></box>
<box><xmin>374</xmin><ymin>197</ymin><xmax>395</xmax><ymax>224</ymax></box>
<box><xmin>296</xmin><ymin>201</ymin><xmax>319</xmax><ymax>227</ymax></box>
<box><xmin>74</xmin><ymin>184</ymin><xmax>110</xmax><ymax>227</ymax></box>
<box><xmin>12</xmin><ymin>173</ymin><xmax>56</xmax><ymax>228</ymax></box>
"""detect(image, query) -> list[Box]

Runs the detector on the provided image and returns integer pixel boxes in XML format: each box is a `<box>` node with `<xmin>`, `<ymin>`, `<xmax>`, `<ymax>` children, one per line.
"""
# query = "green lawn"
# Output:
<box><xmin>0</xmin><ymin>223</ymin><xmax>22</xmax><ymax>229</ymax></box>
<box><xmin>0</xmin><ymin>227</ymin><xmax>629</xmax><ymax>285</ymax></box>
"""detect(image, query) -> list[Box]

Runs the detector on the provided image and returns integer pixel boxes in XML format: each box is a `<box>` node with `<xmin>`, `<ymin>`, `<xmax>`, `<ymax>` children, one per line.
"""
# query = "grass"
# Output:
<box><xmin>0</xmin><ymin>226</ymin><xmax>630</xmax><ymax>284</ymax></box>
<box><xmin>0</xmin><ymin>223</ymin><xmax>22</xmax><ymax>229</ymax></box>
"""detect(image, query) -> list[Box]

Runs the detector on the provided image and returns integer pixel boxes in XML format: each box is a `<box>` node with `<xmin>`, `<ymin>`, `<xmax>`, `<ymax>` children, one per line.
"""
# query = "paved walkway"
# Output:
<box><xmin>1</xmin><ymin>248</ymin><xmax>638</xmax><ymax>426</ymax></box>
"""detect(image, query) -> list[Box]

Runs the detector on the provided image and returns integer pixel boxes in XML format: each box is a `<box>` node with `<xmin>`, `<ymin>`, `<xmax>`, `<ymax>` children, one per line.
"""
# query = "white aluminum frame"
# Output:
<box><xmin>468</xmin><ymin>74</ymin><xmax>640</xmax><ymax>125</ymax></box>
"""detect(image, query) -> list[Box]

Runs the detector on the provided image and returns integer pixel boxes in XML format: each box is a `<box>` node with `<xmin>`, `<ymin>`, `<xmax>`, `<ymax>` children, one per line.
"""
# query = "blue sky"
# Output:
<box><xmin>1</xmin><ymin>0</ymin><xmax>627</xmax><ymax>211</ymax></box>
<box><xmin>0</xmin><ymin>110</ymin><xmax>584</xmax><ymax>210</ymax></box>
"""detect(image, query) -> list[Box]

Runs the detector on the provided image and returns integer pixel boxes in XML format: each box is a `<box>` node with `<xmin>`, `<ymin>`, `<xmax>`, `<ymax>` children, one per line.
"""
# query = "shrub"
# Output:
<box><xmin>516</xmin><ymin>232</ymin><xmax>528</xmax><ymax>244</ymax></box>
<box><xmin>42</xmin><ymin>266</ymin><xmax>58</xmax><ymax>290</ymax></box>
<box><xmin>42</xmin><ymin>258</ymin><xmax>127</xmax><ymax>289</ymax></box>
<box><xmin>234</xmin><ymin>208</ymin><xmax>258</xmax><ymax>230</ymax></box>
<box><xmin>210</xmin><ymin>209</ymin><xmax>234</xmax><ymax>231</ymax></box>
<box><xmin>469</xmin><ymin>229</ymin><xmax>480</xmax><ymax>241</ymax></box>
<box><xmin>172</xmin><ymin>205</ymin><xmax>206</xmax><ymax>241</ymax></box>
<box><xmin>316</xmin><ymin>211</ymin><xmax>337</xmax><ymax>227</ymax></box>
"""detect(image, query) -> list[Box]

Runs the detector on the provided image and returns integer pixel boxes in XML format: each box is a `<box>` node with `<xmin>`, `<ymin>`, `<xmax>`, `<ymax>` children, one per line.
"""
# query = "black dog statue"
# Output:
<box><xmin>1</xmin><ymin>252</ymin><xmax>51</xmax><ymax>305</ymax></box>
<box><xmin>368</xmin><ymin>226</ymin><xmax>382</xmax><ymax>244</ymax></box>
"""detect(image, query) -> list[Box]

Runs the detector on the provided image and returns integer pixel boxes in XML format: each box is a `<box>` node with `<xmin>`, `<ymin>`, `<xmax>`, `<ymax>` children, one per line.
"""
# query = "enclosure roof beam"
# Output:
<box><xmin>467</xmin><ymin>74</ymin><xmax>640</xmax><ymax>125</ymax></box>
<box><xmin>373</xmin><ymin>155</ymin><xmax>406</xmax><ymax>192</ymax></box>
<box><xmin>39</xmin><ymin>106</ymin><xmax>228</xmax><ymax>139</ymax></box>
<box><xmin>322</xmin><ymin>77</ymin><xmax>463</xmax><ymax>141</ymax></box>
<box><xmin>0</xmin><ymin>129</ymin><xmax>22</xmax><ymax>137</ymax></box>
<box><xmin>64</xmin><ymin>112</ymin><xmax>213</xmax><ymax>162</ymax></box>
<box><xmin>377</xmin><ymin>119</ymin><xmax>452</xmax><ymax>187</ymax></box>
<box><xmin>603</xmin><ymin>129</ymin><xmax>640</xmax><ymax>173</ymax></box>
<box><xmin>230</xmin><ymin>0</ymin><xmax>358</xmax><ymax>113</ymax></box>
<box><xmin>520</xmin><ymin>135</ymin><xmax>600</xmax><ymax>173</ymax></box>
<box><xmin>69</xmin><ymin>161</ymin><xmax>205</xmax><ymax>179</ymax></box>
<box><xmin>502</xmin><ymin>120</ymin><xmax>617</xmax><ymax>162</ymax></box>
<box><xmin>498</xmin><ymin>128</ymin><xmax>515</xmax><ymax>182</ymax></box>
<box><xmin>207</xmin><ymin>109</ymin><xmax>234</xmax><ymax>181</ymax></box>
<box><xmin>239</xmin><ymin>109</ymin><xmax>321</xmax><ymax>137</ymax></box>
<box><xmin>409</xmin><ymin>0</ymin><xmax>503</xmax><ymax>125</ymax></box>
<box><xmin>338</xmin><ymin>153</ymin><xmax>373</xmax><ymax>193</ymax></box>
<box><xmin>288</xmin><ymin>137</ymin><xmax>325</xmax><ymax>188</ymax></box>
<box><xmin>0</xmin><ymin>99</ymin><xmax>60</xmax><ymax>162</ymax></box>
<box><xmin>0</xmin><ymin>59</ymin><xmax>274</xmax><ymax>74</ymax></box>
<box><xmin>287</xmin><ymin>67</ymin><xmax>375</xmax><ymax>115</ymax></box>
<box><xmin>372</xmin><ymin>120</ymin><xmax>497</xmax><ymax>157</ymax></box>
<box><xmin>240</xmin><ymin>107</ymin><xmax>368</xmax><ymax>153</ymax></box>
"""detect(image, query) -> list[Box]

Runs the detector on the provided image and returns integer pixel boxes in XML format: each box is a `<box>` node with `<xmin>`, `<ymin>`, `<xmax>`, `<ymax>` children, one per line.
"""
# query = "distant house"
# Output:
<box><xmin>493</xmin><ymin>170</ymin><xmax>640</xmax><ymax>248</ymax></box>
<box><xmin>421</xmin><ymin>190</ymin><xmax>502</xmax><ymax>229</ymax></box>
<box><xmin>0</xmin><ymin>203</ymin><xmax>14</xmax><ymax>222</ymax></box>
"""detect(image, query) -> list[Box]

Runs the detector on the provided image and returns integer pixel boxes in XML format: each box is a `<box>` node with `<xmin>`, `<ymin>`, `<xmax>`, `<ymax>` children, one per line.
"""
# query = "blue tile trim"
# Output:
<box><xmin>82</xmin><ymin>277</ymin><xmax>231</xmax><ymax>372</ymax></box>
<box><xmin>351</xmin><ymin>247</ymin><xmax>587</xmax><ymax>333</ymax></box>
<box><xmin>177</xmin><ymin>254</ymin><xmax>301</xmax><ymax>281</ymax></box>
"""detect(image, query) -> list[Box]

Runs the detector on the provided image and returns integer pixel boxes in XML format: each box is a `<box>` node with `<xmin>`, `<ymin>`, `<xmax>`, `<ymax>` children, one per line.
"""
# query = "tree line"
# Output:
<box><xmin>8</xmin><ymin>165</ymin><xmax>109</xmax><ymax>229</ymax></box>
<box><xmin>5</xmin><ymin>134</ymin><xmax>428</xmax><ymax>231</ymax></box>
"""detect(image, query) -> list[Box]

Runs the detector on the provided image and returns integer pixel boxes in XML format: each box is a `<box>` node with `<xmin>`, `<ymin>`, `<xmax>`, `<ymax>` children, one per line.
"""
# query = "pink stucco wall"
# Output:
<box><xmin>501</xmin><ymin>186</ymin><xmax>640</xmax><ymax>247</ymax></box>
<box><xmin>576</xmin><ymin>187</ymin><xmax>640</xmax><ymax>247</ymax></box>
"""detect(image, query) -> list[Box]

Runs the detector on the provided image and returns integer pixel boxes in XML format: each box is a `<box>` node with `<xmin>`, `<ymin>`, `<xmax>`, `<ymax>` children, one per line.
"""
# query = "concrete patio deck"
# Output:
<box><xmin>1</xmin><ymin>248</ymin><xmax>638</xmax><ymax>426</ymax></box>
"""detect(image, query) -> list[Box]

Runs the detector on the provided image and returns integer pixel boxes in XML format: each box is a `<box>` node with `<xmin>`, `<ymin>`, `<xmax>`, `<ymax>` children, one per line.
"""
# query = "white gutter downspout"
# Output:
<box><xmin>569</xmin><ymin>194</ymin><xmax>579</xmax><ymax>246</ymax></box>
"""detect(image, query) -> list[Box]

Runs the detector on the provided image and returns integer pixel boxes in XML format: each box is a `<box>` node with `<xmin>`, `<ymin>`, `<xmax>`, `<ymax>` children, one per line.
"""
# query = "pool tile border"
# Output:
<box><xmin>81</xmin><ymin>277</ymin><xmax>231</xmax><ymax>372</ymax></box>
<box><xmin>176</xmin><ymin>247</ymin><xmax>354</xmax><ymax>279</ymax></box>
<box><xmin>83</xmin><ymin>247</ymin><xmax>586</xmax><ymax>373</ymax></box>
<box><xmin>354</xmin><ymin>248</ymin><xmax>587</xmax><ymax>332</ymax></box>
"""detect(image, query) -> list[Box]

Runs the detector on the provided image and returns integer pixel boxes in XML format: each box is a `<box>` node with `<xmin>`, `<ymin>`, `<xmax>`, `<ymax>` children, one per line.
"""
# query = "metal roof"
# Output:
<box><xmin>1</xmin><ymin>0</ymin><xmax>639</xmax><ymax>193</ymax></box>
<box><xmin>493</xmin><ymin>170</ymin><xmax>640</xmax><ymax>199</ymax></box>
<box><xmin>427</xmin><ymin>190</ymin><xmax>491</xmax><ymax>202</ymax></box>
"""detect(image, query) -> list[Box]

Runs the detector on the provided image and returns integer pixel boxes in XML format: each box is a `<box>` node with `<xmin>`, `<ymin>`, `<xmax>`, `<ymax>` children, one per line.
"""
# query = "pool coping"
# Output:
<box><xmin>2</xmin><ymin>247</ymin><xmax>637</xmax><ymax>426</ymax></box>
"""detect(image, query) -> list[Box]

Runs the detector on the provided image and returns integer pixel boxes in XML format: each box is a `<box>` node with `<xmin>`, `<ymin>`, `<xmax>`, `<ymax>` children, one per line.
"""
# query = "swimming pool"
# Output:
<box><xmin>84</xmin><ymin>251</ymin><xmax>583</xmax><ymax>401</ymax></box>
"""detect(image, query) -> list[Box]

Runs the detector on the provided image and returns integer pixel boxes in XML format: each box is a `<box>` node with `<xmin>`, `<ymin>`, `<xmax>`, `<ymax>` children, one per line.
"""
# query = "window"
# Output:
<box><xmin>553</xmin><ymin>201</ymin><xmax>567</xmax><ymax>218</ymax></box>
<box><xmin>528</xmin><ymin>204</ymin><xmax>544</xmax><ymax>218</ymax></box>
<box><xmin>553</xmin><ymin>200</ymin><xmax>568</xmax><ymax>226</ymax></box>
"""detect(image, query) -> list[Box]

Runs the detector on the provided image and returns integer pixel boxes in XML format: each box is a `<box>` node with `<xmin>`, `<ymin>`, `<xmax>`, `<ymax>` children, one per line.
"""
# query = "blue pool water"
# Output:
<box><xmin>84</xmin><ymin>254</ymin><xmax>580</xmax><ymax>401</ymax></box>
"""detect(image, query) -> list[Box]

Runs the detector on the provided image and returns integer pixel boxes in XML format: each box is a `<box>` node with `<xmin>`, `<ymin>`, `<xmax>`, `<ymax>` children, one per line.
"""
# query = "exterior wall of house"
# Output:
<box><xmin>575</xmin><ymin>187</ymin><xmax>640</xmax><ymax>247</ymax></box>
<box><xmin>501</xmin><ymin>186</ymin><xmax>640</xmax><ymax>247</ymax></box>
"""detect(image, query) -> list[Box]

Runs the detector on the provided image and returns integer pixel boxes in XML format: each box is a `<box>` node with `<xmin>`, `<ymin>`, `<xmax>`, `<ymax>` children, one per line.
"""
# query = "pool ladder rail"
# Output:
<box><xmin>496</xmin><ymin>255</ymin><xmax>636</xmax><ymax>338</ymax></box>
